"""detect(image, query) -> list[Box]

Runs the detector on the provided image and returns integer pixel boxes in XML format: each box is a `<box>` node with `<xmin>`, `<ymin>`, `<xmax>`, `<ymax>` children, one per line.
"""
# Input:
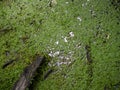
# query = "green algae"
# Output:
<box><xmin>0</xmin><ymin>0</ymin><xmax>120</xmax><ymax>90</ymax></box>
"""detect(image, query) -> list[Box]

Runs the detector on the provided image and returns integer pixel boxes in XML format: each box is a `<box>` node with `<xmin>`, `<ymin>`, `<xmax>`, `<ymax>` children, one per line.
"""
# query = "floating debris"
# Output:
<box><xmin>77</xmin><ymin>16</ymin><xmax>82</xmax><ymax>22</ymax></box>
<box><xmin>54</xmin><ymin>51</ymin><xmax>60</xmax><ymax>56</ymax></box>
<box><xmin>64</xmin><ymin>37</ymin><xmax>68</xmax><ymax>42</ymax></box>
<box><xmin>48</xmin><ymin>51</ymin><xmax>60</xmax><ymax>57</ymax></box>
<box><xmin>65</xmin><ymin>2</ymin><xmax>69</xmax><ymax>4</ymax></box>
<box><xmin>55</xmin><ymin>41</ymin><xmax>59</xmax><ymax>45</ymax></box>
<box><xmin>56</xmin><ymin>61</ymin><xmax>72</xmax><ymax>66</ymax></box>
<box><xmin>69</xmin><ymin>31</ymin><xmax>74</xmax><ymax>37</ymax></box>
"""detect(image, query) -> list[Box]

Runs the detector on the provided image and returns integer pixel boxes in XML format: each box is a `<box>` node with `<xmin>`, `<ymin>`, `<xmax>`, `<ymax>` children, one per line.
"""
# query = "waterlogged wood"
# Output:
<box><xmin>12</xmin><ymin>56</ymin><xmax>45</xmax><ymax>90</ymax></box>
<box><xmin>2</xmin><ymin>60</ymin><xmax>15</xmax><ymax>69</ymax></box>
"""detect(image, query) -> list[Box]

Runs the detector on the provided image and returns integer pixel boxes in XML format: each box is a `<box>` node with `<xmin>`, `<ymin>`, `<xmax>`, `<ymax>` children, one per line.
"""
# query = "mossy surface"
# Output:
<box><xmin>0</xmin><ymin>0</ymin><xmax>120</xmax><ymax>90</ymax></box>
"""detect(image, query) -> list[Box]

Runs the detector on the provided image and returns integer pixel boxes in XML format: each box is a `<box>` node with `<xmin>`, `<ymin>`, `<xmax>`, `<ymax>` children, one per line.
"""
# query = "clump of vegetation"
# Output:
<box><xmin>0</xmin><ymin>0</ymin><xmax>120</xmax><ymax>90</ymax></box>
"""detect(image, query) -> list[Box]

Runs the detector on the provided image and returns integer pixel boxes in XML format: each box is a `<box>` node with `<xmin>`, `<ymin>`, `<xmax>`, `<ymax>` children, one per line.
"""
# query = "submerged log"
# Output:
<box><xmin>12</xmin><ymin>56</ymin><xmax>45</xmax><ymax>90</ymax></box>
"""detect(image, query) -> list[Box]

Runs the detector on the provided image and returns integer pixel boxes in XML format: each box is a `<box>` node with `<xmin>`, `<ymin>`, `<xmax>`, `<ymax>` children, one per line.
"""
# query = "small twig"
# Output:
<box><xmin>85</xmin><ymin>45</ymin><xmax>92</xmax><ymax>64</ymax></box>
<box><xmin>43</xmin><ymin>69</ymin><xmax>54</xmax><ymax>80</ymax></box>
<box><xmin>2</xmin><ymin>60</ymin><xmax>15</xmax><ymax>69</ymax></box>
<box><xmin>2</xmin><ymin>56</ymin><xmax>19</xmax><ymax>69</ymax></box>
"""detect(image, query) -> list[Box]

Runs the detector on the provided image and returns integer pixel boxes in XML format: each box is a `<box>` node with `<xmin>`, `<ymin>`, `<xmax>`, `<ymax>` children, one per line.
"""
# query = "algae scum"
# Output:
<box><xmin>0</xmin><ymin>0</ymin><xmax>120</xmax><ymax>90</ymax></box>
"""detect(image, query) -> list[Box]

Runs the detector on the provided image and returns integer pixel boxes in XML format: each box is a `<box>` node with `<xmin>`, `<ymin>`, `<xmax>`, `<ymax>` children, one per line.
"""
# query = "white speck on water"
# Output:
<box><xmin>56</xmin><ymin>61</ymin><xmax>72</xmax><ymax>66</ymax></box>
<box><xmin>69</xmin><ymin>32</ymin><xmax>74</xmax><ymax>37</ymax></box>
<box><xmin>87</xmin><ymin>0</ymin><xmax>90</xmax><ymax>1</ymax></box>
<box><xmin>65</xmin><ymin>57</ymin><xmax>70</xmax><ymax>60</ymax></box>
<box><xmin>64</xmin><ymin>37</ymin><xmax>68</xmax><ymax>42</ymax></box>
<box><xmin>48</xmin><ymin>53</ymin><xmax>52</xmax><ymax>57</ymax></box>
<box><xmin>55</xmin><ymin>41</ymin><xmax>59</xmax><ymax>45</ymax></box>
<box><xmin>48</xmin><ymin>51</ymin><xmax>60</xmax><ymax>57</ymax></box>
<box><xmin>65</xmin><ymin>2</ymin><xmax>69</xmax><ymax>4</ymax></box>
<box><xmin>69</xmin><ymin>51</ymin><xmax>72</xmax><ymax>54</ymax></box>
<box><xmin>48</xmin><ymin>51</ymin><xmax>53</xmax><ymax>57</ymax></box>
<box><xmin>106</xmin><ymin>34</ymin><xmax>110</xmax><ymax>39</ymax></box>
<box><xmin>69</xmin><ymin>62</ymin><xmax>72</xmax><ymax>64</ymax></box>
<box><xmin>77</xmin><ymin>16</ymin><xmax>82</xmax><ymax>22</ymax></box>
<box><xmin>82</xmin><ymin>3</ymin><xmax>84</xmax><ymax>7</ymax></box>
<box><xmin>54</xmin><ymin>51</ymin><xmax>60</xmax><ymax>56</ymax></box>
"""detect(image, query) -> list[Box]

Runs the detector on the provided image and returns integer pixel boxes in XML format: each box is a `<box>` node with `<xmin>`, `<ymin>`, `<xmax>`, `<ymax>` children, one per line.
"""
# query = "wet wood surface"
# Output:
<box><xmin>12</xmin><ymin>56</ymin><xmax>45</xmax><ymax>90</ymax></box>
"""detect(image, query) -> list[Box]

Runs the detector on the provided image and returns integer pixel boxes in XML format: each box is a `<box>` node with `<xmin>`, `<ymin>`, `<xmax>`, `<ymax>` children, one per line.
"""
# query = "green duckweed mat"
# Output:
<box><xmin>0</xmin><ymin>0</ymin><xmax>120</xmax><ymax>90</ymax></box>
